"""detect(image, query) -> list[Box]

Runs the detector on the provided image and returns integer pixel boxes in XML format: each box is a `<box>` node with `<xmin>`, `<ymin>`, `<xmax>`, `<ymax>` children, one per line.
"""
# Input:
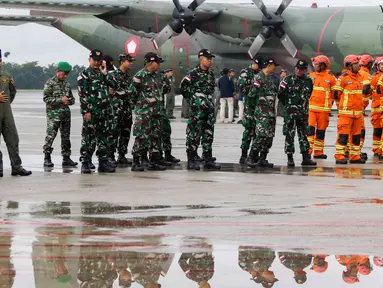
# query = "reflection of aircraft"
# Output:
<box><xmin>1</xmin><ymin>0</ymin><xmax>383</xmax><ymax>87</ymax></box>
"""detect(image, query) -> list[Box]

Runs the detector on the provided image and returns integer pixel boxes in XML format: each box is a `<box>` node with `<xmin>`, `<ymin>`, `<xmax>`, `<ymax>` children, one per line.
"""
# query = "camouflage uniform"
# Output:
<box><xmin>77</xmin><ymin>66</ymin><xmax>115</xmax><ymax>167</ymax></box>
<box><xmin>43</xmin><ymin>76</ymin><xmax>75</xmax><ymax>157</ymax></box>
<box><xmin>108</xmin><ymin>68</ymin><xmax>133</xmax><ymax>159</ymax></box>
<box><xmin>129</xmin><ymin>54</ymin><xmax>170</xmax><ymax>170</ymax></box>
<box><xmin>278</xmin><ymin>72</ymin><xmax>312</xmax><ymax>154</ymax></box>
<box><xmin>279</xmin><ymin>252</ymin><xmax>313</xmax><ymax>284</ymax></box>
<box><xmin>248</xmin><ymin>70</ymin><xmax>278</xmax><ymax>167</ymax></box>
<box><xmin>178</xmin><ymin>252</ymin><xmax>214</xmax><ymax>285</ymax></box>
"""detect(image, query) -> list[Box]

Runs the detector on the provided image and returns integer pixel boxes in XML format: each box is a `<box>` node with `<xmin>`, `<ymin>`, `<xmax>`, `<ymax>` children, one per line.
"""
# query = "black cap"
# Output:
<box><xmin>295</xmin><ymin>59</ymin><xmax>308</xmax><ymax>69</ymax></box>
<box><xmin>252</xmin><ymin>56</ymin><xmax>262</xmax><ymax>64</ymax></box>
<box><xmin>198</xmin><ymin>49</ymin><xmax>215</xmax><ymax>58</ymax></box>
<box><xmin>222</xmin><ymin>68</ymin><xmax>229</xmax><ymax>75</ymax></box>
<box><xmin>263</xmin><ymin>58</ymin><xmax>279</xmax><ymax>67</ymax></box>
<box><xmin>163</xmin><ymin>68</ymin><xmax>173</xmax><ymax>73</ymax></box>
<box><xmin>119</xmin><ymin>53</ymin><xmax>135</xmax><ymax>62</ymax></box>
<box><xmin>89</xmin><ymin>49</ymin><xmax>103</xmax><ymax>60</ymax></box>
<box><xmin>144</xmin><ymin>52</ymin><xmax>164</xmax><ymax>64</ymax></box>
<box><xmin>229</xmin><ymin>68</ymin><xmax>235</xmax><ymax>72</ymax></box>
<box><xmin>103</xmin><ymin>55</ymin><xmax>114</xmax><ymax>63</ymax></box>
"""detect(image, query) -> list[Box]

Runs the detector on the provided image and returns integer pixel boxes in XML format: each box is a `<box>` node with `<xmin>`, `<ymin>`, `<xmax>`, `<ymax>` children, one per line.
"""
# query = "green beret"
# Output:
<box><xmin>57</xmin><ymin>62</ymin><xmax>72</xmax><ymax>72</ymax></box>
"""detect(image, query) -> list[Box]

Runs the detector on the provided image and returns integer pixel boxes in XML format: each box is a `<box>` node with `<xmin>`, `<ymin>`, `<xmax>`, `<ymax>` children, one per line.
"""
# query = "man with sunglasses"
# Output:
<box><xmin>43</xmin><ymin>61</ymin><xmax>77</xmax><ymax>168</ymax></box>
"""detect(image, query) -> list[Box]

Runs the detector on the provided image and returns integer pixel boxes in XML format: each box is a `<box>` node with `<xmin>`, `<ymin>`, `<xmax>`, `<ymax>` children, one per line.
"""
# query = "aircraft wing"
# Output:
<box><xmin>0</xmin><ymin>14</ymin><xmax>56</xmax><ymax>26</ymax></box>
<box><xmin>0</xmin><ymin>0</ymin><xmax>130</xmax><ymax>14</ymax></box>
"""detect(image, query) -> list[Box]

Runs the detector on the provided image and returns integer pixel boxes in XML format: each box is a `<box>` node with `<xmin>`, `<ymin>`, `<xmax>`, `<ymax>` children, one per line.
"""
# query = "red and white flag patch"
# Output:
<box><xmin>280</xmin><ymin>80</ymin><xmax>287</xmax><ymax>88</ymax></box>
<box><xmin>253</xmin><ymin>80</ymin><xmax>260</xmax><ymax>87</ymax></box>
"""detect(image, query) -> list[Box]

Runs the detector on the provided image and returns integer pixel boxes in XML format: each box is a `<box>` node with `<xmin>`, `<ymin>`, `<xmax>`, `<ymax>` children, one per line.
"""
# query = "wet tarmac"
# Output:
<box><xmin>1</xmin><ymin>91</ymin><xmax>383</xmax><ymax>287</ymax></box>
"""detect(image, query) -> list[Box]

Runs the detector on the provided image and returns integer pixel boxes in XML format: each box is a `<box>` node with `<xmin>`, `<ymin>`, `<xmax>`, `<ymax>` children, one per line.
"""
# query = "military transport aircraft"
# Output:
<box><xmin>0</xmin><ymin>0</ymin><xmax>382</xmax><ymax>87</ymax></box>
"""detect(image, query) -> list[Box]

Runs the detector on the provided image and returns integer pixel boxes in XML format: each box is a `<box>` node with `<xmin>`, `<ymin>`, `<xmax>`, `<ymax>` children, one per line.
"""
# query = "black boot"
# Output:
<box><xmin>11</xmin><ymin>166</ymin><xmax>32</xmax><ymax>176</ymax></box>
<box><xmin>131</xmin><ymin>155</ymin><xmax>145</xmax><ymax>171</ymax></box>
<box><xmin>350</xmin><ymin>158</ymin><xmax>366</xmax><ymax>164</ymax></box>
<box><xmin>301</xmin><ymin>151</ymin><xmax>317</xmax><ymax>166</ymax></box>
<box><xmin>187</xmin><ymin>150</ymin><xmax>200</xmax><ymax>170</ymax></box>
<box><xmin>203</xmin><ymin>151</ymin><xmax>221</xmax><ymax>170</ymax></box>
<box><xmin>158</xmin><ymin>152</ymin><xmax>172</xmax><ymax>167</ymax></box>
<box><xmin>336</xmin><ymin>159</ymin><xmax>348</xmax><ymax>164</ymax></box>
<box><xmin>44</xmin><ymin>153</ymin><xmax>54</xmax><ymax>168</ymax></box>
<box><xmin>258</xmin><ymin>152</ymin><xmax>273</xmax><ymax>168</ymax></box>
<box><xmin>62</xmin><ymin>156</ymin><xmax>78</xmax><ymax>167</ymax></box>
<box><xmin>81</xmin><ymin>162</ymin><xmax>92</xmax><ymax>174</ymax></box>
<box><xmin>98</xmin><ymin>160</ymin><xmax>116</xmax><ymax>173</ymax></box>
<box><xmin>165</xmin><ymin>151</ymin><xmax>181</xmax><ymax>163</ymax></box>
<box><xmin>194</xmin><ymin>153</ymin><xmax>202</xmax><ymax>162</ymax></box>
<box><xmin>117</xmin><ymin>155</ymin><xmax>131</xmax><ymax>166</ymax></box>
<box><xmin>108</xmin><ymin>154</ymin><xmax>117</xmax><ymax>168</ymax></box>
<box><xmin>148</xmin><ymin>152</ymin><xmax>167</xmax><ymax>171</ymax></box>
<box><xmin>247</xmin><ymin>150</ymin><xmax>259</xmax><ymax>168</ymax></box>
<box><xmin>287</xmin><ymin>153</ymin><xmax>295</xmax><ymax>167</ymax></box>
<box><xmin>141</xmin><ymin>153</ymin><xmax>149</xmax><ymax>167</ymax></box>
<box><xmin>201</xmin><ymin>153</ymin><xmax>216</xmax><ymax>162</ymax></box>
<box><xmin>239</xmin><ymin>148</ymin><xmax>247</xmax><ymax>164</ymax></box>
<box><xmin>361</xmin><ymin>152</ymin><xmax>368</xmax><ymax>161</ymax></box>
<box><xmin>0</xmin><ymin>168</ymin><xmax>3</xmax><ymax>177</ymax></box>
<box><xmin>89</xmin><ymin>161</ymin><xmax>95</xmax><ymax>169</ymax></box>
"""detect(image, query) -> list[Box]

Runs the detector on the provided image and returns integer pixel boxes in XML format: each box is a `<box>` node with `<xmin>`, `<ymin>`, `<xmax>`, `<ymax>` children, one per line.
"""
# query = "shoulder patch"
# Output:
<box><xmin>280</xmin><ymin>80</ymin><xmax>288</xmax><ymax>88</ymax></box>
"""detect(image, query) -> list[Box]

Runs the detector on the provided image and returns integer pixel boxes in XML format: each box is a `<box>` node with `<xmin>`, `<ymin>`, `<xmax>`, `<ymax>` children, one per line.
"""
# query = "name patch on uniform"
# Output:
<box><xmin>346</xmin><ymin>81</ymin><xmax>353</xmax><ymax>85</ymax></box>
<box><xmin>1</xmin><ymin>78</ymin><xmax>8</xmax><ymax>83</ymax></box>
<box><xmin>324</xmin><ymin>79</ymin><xmax>331</xmax><ymax>83</ymax></box>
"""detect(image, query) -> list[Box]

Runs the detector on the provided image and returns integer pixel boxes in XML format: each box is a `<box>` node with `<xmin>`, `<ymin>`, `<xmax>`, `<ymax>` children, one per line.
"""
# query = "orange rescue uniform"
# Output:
<box><xmin>333</xmin><ymin>70</ymin><xmax>364</xmax><ymax>161</ymax></box>
<box><xmin>358</xmin><ymin>66</ymin><xmax>372</xmax><ymax>150</ymax></box>
<box><xmin>308</xmin><ymin>70</ymin><xmax>337</xmax><ymax>157</ymax></box>
<box><xmin>370</xmin><ymin>71</ymin><xmax>383</xmax><ymax>155</ymax></box>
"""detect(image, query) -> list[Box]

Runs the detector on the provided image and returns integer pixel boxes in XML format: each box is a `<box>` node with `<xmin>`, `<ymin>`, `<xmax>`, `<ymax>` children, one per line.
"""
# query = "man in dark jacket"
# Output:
<box><xmin>218</xmin><ymin>68</ymin><xmax>235</xmax><ymax>123</ymax></box>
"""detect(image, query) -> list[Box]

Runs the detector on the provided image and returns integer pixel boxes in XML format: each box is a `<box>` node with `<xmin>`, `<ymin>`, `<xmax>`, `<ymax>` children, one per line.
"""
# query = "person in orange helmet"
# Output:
<box><xmin>358</xmin><ymin>256</ymin><xmax>373</xmax><ymax>276</ymax></box>
<box><xmin>310</xmin><ymin>254</ymin><xmax>328</xmax><ymax>273</ymax></box>
<box><xmin>357</xmin><ymin>54</ymin><xmax>374</xmax><ymax>160</ymax></box>
<box><xmin>333</xmin><ymin>55</ymin><xmax>366</xmax><ymax>164</ymax></box>
<box><xmin>336</xmin><ymin>255</ymin><xmax>360</xmax><ymax>284</ymax></box>
<box><xmin>308</xmin><ymin>55</ymin><xmax>337</xmax><ymax>159</ymax></box>
<box><xmin>370</xmin><ymin>56</ymin><xmax>383</xmax><ymax>158</ymax></box>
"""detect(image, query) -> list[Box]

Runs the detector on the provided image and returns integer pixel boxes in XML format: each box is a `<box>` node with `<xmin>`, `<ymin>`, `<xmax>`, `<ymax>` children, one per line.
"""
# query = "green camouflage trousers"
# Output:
<box><xmin>241</xmin><ymin>114</ymin><xmax>256</xmax><ymax>151</ymax></box>
<box><xmin>43</xmin><ymin>112</ymin><xmax>72</xmax><ymax>156</ymax></box>
<box><xmin>132</xmin><ymin>113</ymin><xmax>162</xmax><ymax>156</ymax></box>
<box><xmin>251</xmin><ymin>111</ymin><xmax>276</xmax><ymax>154</ymax></box>
<box><xmin>186</xmin><ymin>94</ymin><xmax>215</xmax><ymax>153</ymax></box>
<box><xmin>283</xmin><ymin>111</ymin><xmax>310</xmax><ymax>154</ymax></box>
<box><xmin>110</xmin><ymin>103</ymin><xmax>132</xmax><ymax>157</ymax></box>
<box><xmin>80</xmin><ymin>115</ymin><xmax>110</xmax><ymax>162</ymax></box>
<box><xmin>161</xmin><ymin>111</ymin><xmax>172</xmax><ymax>153</ymax></box>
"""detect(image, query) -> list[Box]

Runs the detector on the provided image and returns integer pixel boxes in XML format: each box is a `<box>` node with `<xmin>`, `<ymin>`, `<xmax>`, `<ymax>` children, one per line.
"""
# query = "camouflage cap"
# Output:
<box><xmin>89</xmin><ymin>49</ymin><xmax>103</xmax><ymax>60</ymax></box>
<box><xmin>144</xmin><ymin>52</ymin><xmax>164</xmax><ymax>64</ymax></box>
<box><xmin>57</xmin><ymin>62</ymin><xmax>72</xmax><ymax>73</ymax></box>
<box><xmin>119</xmin><ymin>53</ymin><xmax>135</xmax><ymax>62</ymax></box>
<box><xmin>295</xmin><ymin>59</ymin><xmax>308</xmax><ymax>69</ymax></box>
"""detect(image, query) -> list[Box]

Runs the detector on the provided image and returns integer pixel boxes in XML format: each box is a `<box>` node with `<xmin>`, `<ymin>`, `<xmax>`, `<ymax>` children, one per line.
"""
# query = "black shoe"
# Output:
<box><xmin>203</xmin><ymin>151</ymin><xmax>221</xmax><ymax>170</ymax></box>
<box><xmin>147</xmin><ymin>162</ymin><xmax>167</xmax><ymax>170</ymax></box>
<box><xmin>165</xmin><ymin>151</ymin><xmax>181</xmax><ymax>163</ymax></box>
<box><xmin>81</xmin><ymin>162</ymin><xmax>92</xmax><ymax>174</ymax></box>
<box><xmin>361</xmin><ymin>152</ymin><xmax>368</xmax><ymax>161</ymax></box>
<box><xmin>287</xmin><ymin>154</ymin><xmax>295</xmax><ymax>167</ymax></box>
<box><xmin>201</xmin><ymin>153</ymin><xmax>216</xmax><ymax>162</ymax></box>
<box><xmin>98</xmin><ymin>161</ymin><xmax>116</xmax><ymax>173</ymax></box>
<box><xmin>350</xmin><ymin>158</ymin><xmax>366</xmax><ymax>164</ymax></box>
<box><xmin>258</xmin><ymin>152</ymin><xmax>273</xmax><ymax>168</ymax></box>
<box><xmin>89</xmin><ymin>162</ymin><xmax>96</xmax><ymax>170</ymax></box>
<box><xmin>62</xmin><ymin>156</ymin><xmax>78</xmax><ymax>167</ymax></box>
<box><xmin>301</xmin><ymin>151</ymin><xmax>317</xmax><ymax>166</ymax></box>
<box><xmin>117</xmin><ymin>156</ymin><xmax>130</xmax><ymax>166</ymax></box>
<box><xmin>131</xmin><ymin>155</ymin><xmax>145</xmax><ymax>171</ymax></box>
<box><xmin>44</xmin><ymin>153</ymin><xmax>54</xmax><ymax>168</ymax></box>
<box><xmin>141</xmin><ymin>154</ymin><xmax>149</xmax><ymax>167</ymax></box>
<box><xmin>194</xmin><ymin>153</ymin><xmax>202</xmax><ymax>162</ymax></box>
<box><xmin>313</xmin><ymin>154</ymin><xmax>327</xmax><ymax>159</ymax></box>
<box><xmin>237</xmin><ymin>120</ymin><xmax>242</xmax><ymax>124</ymax></box>
<box><xmin>187</xmin><ymin>150</ymin><xmax>200</xmax><ymax>170</ymax></box>
<box><xmin>336</xmin><ymin>159</ymin><xmax>348</xmax><ymax>164</ymax></box>
<box><xmin>11</xmin><ymin>167</ymin><xmax>32</xmax><ymax>176</ymax></box>
<box><xmin>169</xmin><ymin>116</ymin><xmax>176</xmax><ymax>119</ymax></box>
<box><xmin>148</xmin><ymin>152</ymin><xmax>167</xmax><ymax>170</ymax></box>
<box><xmin>0</xmin><ymin>170</ymin><xmax>3</xmax><ymax>177</ymax></box>
<box><xmin>239</xmin><ymin>148</ymin><xmax>247</xmax><ymax>164</ymax></box>
<box><xmin>247</xmin><ymin>150</ymin><xmax>259</xmax><ymax>168</ymax></box>
<box><xmin>108</xmin><ymin>155</ymin><xmax>117</xmax><ymax>168</ymax></box>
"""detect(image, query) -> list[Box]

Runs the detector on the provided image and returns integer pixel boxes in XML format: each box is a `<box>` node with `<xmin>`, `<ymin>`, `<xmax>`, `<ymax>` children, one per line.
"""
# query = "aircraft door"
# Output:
<box><xmin>172</xmin><ymin>44</ymin><xmax>190</xmax><ymax>83</ymax></box>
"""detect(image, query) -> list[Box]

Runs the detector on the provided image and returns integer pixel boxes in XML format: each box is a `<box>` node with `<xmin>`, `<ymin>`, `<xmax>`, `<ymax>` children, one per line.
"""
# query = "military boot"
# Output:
<box><xmin>194</xmin><ymin>153</ymin><xmax>202</xmax><ymax>162</ymax></box>
<box><xmin>141</xmin><ymin>153</ymin><xmax>149</xmax><ymax>167</ymax></box>
<box><xmin>287</xmin><ymin>153</ymin><xmax>295</xmax><ymax>167</ymax></box>
<box><xmin>62</xmin><ymin>156</ymin><xmax>78</xmax><ymax>167</ymax></box>
<box><xmin>108</xmin><ymin>154</ymin><xmax>117</xmax><ymax>168</ymax></box>
<box><xmin>301</xmin><ymin>151</ymin><xmax>317</xmax><ymax>166</ymax></box>
<box><xmin>158</xmin><ymin>152</ymin><xmax>172</xmax><ymax>167</ymax></box>
<box><xmin>147</xmin><ymin>152</ymin><xmax>166</xmax><ymax>171</ymax></box>
<box><xmin>258</xmin><ymin>152</ymin><xmax>273</xmax><ymax>168</ymax></box>
<box><xmin>203</xmin><ymin>151</ymin><xmax>221</xmax><ymax>170</ymax></box>
<box><xmin>165</xmin><ymin>151</ymin><xmax>181</xmax><ymax>163</ymax></box>
<box><xmin>44</xmin><ymin>153</ymin><xmax>54</xmax><ymax>168</ymax></box>
<box><xmin>117</xmin><ymin>155</ymin><xmax>131</xmax><ymax>166</ymax></box>
<box><xmin>131</xmin><ymin>155</ymin><xmax>145</xmax><ymax>171</ymax></box>
<box><xmin>0</xmin><ymin>167</ymin><xmax>3</xmax><ymax>178</ymax></box>
<box><xmin>313</xmin><ymin>154</ymin><xmax>327</xmax><ymax>159</ymax></box>
<box><xmin>239</xmin><ymin>148</ymin><xmax>247</xmax><ymax>164</ymax></box>
<box><xmin>247</xmin><ymin>150</ymin><xmax>259</xmax><ymax>168</ymax></box>
<box><xmin>11</xmin><ymin>166</ymin><xmax>32</xmax><ymax>176</ymax></box>
<box><xmin>336</xmin><ymin>159</ymin><xmax>348</xmax><ymax>164</ymax></box>
<box><xmin>361</xmin><ymin>152</ymin><xmax>368</xmax><ymax>161</ymax></box>
<box><xmin>187</xmin><ymin>150</ymin><xmax>200</xmax><ymax>170</ymax></box>
<box><xmin>350</xmin><ymin>158</ymin><xmax>366</xmax><ymax>164</ymax></box>
<box><xmin>201</xmin><ymin>153</ymin><xmax>216</xmax><ymax>162</ymax></box>
<box><xmin>98</xmin><ymin>160</ymin><xmax>116</xmax><ymax>173</ymax></box>
<box><xmin>89</xmin><ymin>161</ymin><xmax>96</xmax><ymax>170</ymax></box>
<box><xmin>81</xmin><ymin>162</ymin><xmax>92</xmax><ymax>174</ymax></box>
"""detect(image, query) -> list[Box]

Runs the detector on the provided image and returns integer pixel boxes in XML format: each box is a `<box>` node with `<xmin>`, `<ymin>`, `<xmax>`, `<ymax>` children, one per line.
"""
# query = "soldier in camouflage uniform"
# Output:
<box><xmin>159</xmin><ymin>68</ymin><xmax>180</xmax><ymax>165</ymax></box>
<box><xmin>238</xmin><ymin>56</ymin><xmax>262</xmax><ymax>164</ymax></box>
<box><xmin>278</xmin><ymin>60</ymin><xmax>317</xmax><ymax>167</ymax></box>
<box><xmin>43</xmin><ymin>62</ymin><xmax>78</xmax><ymax>168</ymax></box>
<box><xmin>179</xmin><ymin>252</ymin><xmax>214</xmax><ymax>287</ymax></box>
<box><xmin>77</xmin><ymin>49</ymin><xmax>116</xmax><ymax>174</ymax></box>
<box><xmin>247</xmin><ymin>58</ymin><xmax>279</xmax><ymax>168</ymax></box>
<box><xmin>238</xmin><ymin>246</ymin><xmax>278</xmax><ymax>287</ymax></box>
<box><xmin>279</xmin><ymin>251</ymin><xmax>313</xmax><ymax>284</ymax></box>
<box><xmin>129</xmin><ymin>52</ymin><xmax>170</xmax><ymax>172</ymax></box>
<box><xmin>180</xmin><ymin>49</ymin><xmax>221</xmax><ymax>171</ymax></box>
<box><xmin>107</xmin><ymin>54</ymin><xmax>135</xmax><ymax>167</ymax></box>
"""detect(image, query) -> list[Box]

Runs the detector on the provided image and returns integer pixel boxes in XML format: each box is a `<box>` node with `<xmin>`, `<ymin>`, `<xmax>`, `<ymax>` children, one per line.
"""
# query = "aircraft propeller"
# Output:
<box><xmin>151</xmin><ymin>0</ymin><xmax>207</xmax><ymax>51</ymax></box>
<box><xmin>248</xmin><ymin>0</ymin><xmax>298</xmax><ymax>59</ymax></box>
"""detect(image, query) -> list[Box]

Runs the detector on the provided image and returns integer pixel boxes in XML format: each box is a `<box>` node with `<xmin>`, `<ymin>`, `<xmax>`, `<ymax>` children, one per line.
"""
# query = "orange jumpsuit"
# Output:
<box><xmin>359</xmin><ymin>66</ymin><xmax>372</xmax><ymax>150</ymax></box>
<box><xmin>370</xmin><ymin>71</ymin><xmax>383</xmax><ymax>155</ymax></box>
<box><xmin>333</xmin><ymin>70</ymin><xmax>364</xmax><ymax>161</ymax></box>
<box><xmin>308</xmin><ymin>70</ymin><xmax>337</xmax><ymax>157</ymax></box>
<box><xmin>336</xmin><ymin>255</ymin><xmax>360</xmax><ymax>284</ymax></box>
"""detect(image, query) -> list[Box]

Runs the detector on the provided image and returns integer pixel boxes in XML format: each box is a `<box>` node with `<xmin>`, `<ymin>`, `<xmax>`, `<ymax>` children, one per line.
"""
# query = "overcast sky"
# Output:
<box><xmin>0</xmin><ymin>0</ymin><xmax>379</xmax><ymax>66</ymax></box>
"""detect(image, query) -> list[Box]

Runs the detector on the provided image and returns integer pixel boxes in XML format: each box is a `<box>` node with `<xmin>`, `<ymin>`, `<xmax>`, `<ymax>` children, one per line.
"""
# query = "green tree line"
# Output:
<box><xmin>2</xmin><ymin>62</ymin><xmax>87</xmax><ymax>89</ymax></box>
